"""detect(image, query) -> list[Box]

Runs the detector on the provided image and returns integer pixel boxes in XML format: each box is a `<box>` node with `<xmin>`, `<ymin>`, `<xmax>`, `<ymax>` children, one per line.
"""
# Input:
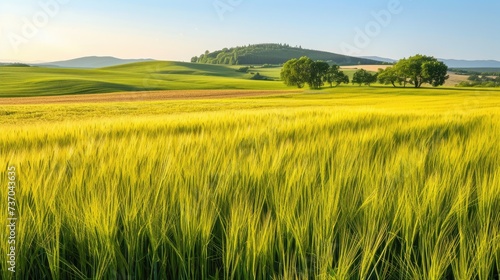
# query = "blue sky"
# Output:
<box><xmin>0</xmin><ymin>0</ymin><xmax>499</xmax><ymax>62</ymax></box>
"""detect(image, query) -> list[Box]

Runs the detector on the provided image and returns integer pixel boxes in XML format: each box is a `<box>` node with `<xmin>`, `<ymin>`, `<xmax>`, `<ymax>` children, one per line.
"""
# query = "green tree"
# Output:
<box><xmin>281</xmin><ymin>57</ymin><xmax>338</xmax><ymax>89</ymax></box>
<box><xmin>394</xmin><ymin>58</ymin><xmax>410</xmax><ymax>87</ymax></box>
<box><xmin>352</xmin><ymin>69</ymin><xmax>365</xmax><ymax>86</ymax></box>
<box><xmin>366</xmin><ymin>71</ymin><xmax>378</xmax><ymax>86</ymax></box>
<box><xmin>403</xmin><ymin>55</ymin><xmax>448</xmax><ymax>88</ymax></box>
<box><xmin>377</xmin><ymin>67</ymin><xmax>400</xmax><ymax>87</ymax></box>
<box><xmin>280</xmin><ymin>57</ymin><xmax>313</xmax><ymax>88</ymax></box>
<box><xmin>422</xmin><ymin>61</ymin><xmax>449</xmax><ymax>87</ymax></box>
<box><xmin>379</xmin><ymin>55</ymin><xmax>449</xmax><ymax>88</ymax></box>
<box><xmin>280</xmin><ymin>58</ymin><xmax>302</xmax><ymax>88</ymax></box>
<box><xmin>352</xmin><ymin>69</ymin><xmax>377</xmax><ymax>86</ymax></box>
<box><xmin>323</xmin><ymin>65</ymin><xmax>349</xmax><ymax>87</ymax></box>
<box><xmin>335</xmin><ymin>72</ymin><xmax>350</xmax><ymax>86</ymax></box>
<box><xmin>468</xmin><ymin>74</ymin><xmax>481</xmax><ymax>82</ymax></box>
<box><xmin>308</xmin><ymin>61</ymin><xmax>330</xmax><ymax>89</ymax></box>
<box><xmin>405</xmin><ymin>55</ymin><xmax>430</xmax><ymax>87</ymax></box>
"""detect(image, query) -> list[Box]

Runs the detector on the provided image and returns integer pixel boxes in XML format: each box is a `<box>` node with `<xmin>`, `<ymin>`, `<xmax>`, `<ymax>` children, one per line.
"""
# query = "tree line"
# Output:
<box><xmin>280</xmin><ymin>57</ymin><xmax>349</xmax><ymax>89</ymax></box>
<box><xmin>191</xmin><ymin>44</ymin><xmax>295</xmax><ymax>65</ymax></box>
<box><xmin>377</xmin><ymin>55</ymin><xmax>449</xmax><ymax>88</ymax></box>
<box><xmin>457</xmin><ymin>74</ymin><xmax>500</xmax><ymax>87</ymax></box>
<box><xmin>281</xmin><ymin>55</ymin><xmax>449</xmax><ymax>89</ymax></box>
<box><xmin>191</xmin><ymin>43</ymin><xmax>382</xmax><ymax>66</ymax></box>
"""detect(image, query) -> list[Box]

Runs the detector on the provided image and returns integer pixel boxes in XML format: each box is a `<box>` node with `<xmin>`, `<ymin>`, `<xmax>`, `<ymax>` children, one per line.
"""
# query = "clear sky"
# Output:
<box><xmin>1</xmin><ymin>0</ymin><xmax>499</xmax><ymax>63</ymax></box>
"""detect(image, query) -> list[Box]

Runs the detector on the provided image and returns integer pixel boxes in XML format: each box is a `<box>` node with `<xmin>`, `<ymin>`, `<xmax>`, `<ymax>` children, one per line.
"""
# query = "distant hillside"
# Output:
<box><xmin>438</xmin><ymin>59</ymin><xmax>500</xmax><ymax>68</ymax></box>
<box><xmin>0</xmin><ymin>63</ymin><xmax>31</xmax><ymax>67</ymax></box>
<box><xmin>35</xmin><ymin>56</ymin><xmax>155</xmax><ymax>69</ymax></box>
<box><xmin>360</xmin><ymin>56</ymin><xmax>500</xmax><ymax>68</ymax></box>
<box><xmin>192</xmin><ymin>44</ymin><xmax>384</xmax><ymax>66</ymax></box>
<box><xmin>360</xmin><ymin>56</ymin><xmax>396</xmax><ymax>63</ymax></box>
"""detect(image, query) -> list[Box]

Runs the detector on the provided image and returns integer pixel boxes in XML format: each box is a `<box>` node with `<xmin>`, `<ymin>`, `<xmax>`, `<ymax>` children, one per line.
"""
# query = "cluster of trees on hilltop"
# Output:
<box><xmin>191</xmin><ymin>44</ymin><xmax>294</xmax><ymax>65</ymax></box>
<box><xmin>377</xmin><ymin>55</ymin><xmax>449</xmax><ymax>88</ymax></box>
<box><xmin>280</xmin><ymin>57</ymin><xmax>349</xmax><ymax>89</ymax></box>
<box><xmin>191</xmin><ymin>44</ymin><xmax>382</xmax><ymax>66</ymax></box>
<box><xmin>0</xmin><ymin>63</ymin><xmax>31</xmax><ymax>67</ymax></box>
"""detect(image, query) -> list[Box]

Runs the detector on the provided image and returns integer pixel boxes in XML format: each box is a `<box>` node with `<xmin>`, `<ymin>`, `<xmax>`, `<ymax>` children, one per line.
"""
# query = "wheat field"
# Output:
<box><xmin>1</xmin><ymin>88</ymin><xmax>499</xmax><ymax>279</ymax></box>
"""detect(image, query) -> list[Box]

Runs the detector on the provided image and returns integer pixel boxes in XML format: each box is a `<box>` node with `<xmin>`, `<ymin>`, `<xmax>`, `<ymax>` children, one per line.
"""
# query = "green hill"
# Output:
<box><xmin>0</xmin><ymin>61</ymin><xmax>287</xmax><ymax>97</ymax></box>
<box><xmin>192</xmin><ymin>43</ymin><xmax>383</xmax><ymax>66</ymax></box>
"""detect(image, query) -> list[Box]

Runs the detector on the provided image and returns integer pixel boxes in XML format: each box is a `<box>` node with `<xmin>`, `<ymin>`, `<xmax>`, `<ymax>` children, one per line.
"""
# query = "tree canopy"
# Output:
<box><xmin>280</xmin><ymin>57</ymin><xmax>311</xmax><ymax>89</ymax></box>
<box><xmin>378</xmin><ymin>55</ymin><xmax>449</xmax><ymax>88</ymax></box>
<box><xmin>280</xmin><ymin>57</ymin><xmax>349</xmax><ymax>89</ymax></box>
<box><xmin>323</xmin><ymin>65</ymin><xmax>350</xmax><ymax>87</ymax></box>
<box><xmin>352</xmin><ymin>69</ymin><xmax>378</xmax><ymax>86</ymax></box>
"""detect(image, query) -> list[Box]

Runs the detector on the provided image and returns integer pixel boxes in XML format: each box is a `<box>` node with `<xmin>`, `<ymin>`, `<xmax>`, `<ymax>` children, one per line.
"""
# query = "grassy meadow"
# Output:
<box><xmin>1</xmin><ymin>87</ymin><xmax>500</xmax><ymax>279</ymax></box>
<box><xmin>0</xmin><ymin>62</ymin><xmax>287</xmax><ymax>97</ymax></box>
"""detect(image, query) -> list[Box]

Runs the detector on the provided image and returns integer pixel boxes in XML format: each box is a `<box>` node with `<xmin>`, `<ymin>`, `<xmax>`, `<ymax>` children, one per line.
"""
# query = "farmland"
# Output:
<box><xmin>1</xmin><ymin>87</ymin><xmax>500</xmax><ymax>279</ymax></box>
<box><xmin>0</xmin><ymin>62</ymin><xmax>287</xmax><ymax>97</ymax></box>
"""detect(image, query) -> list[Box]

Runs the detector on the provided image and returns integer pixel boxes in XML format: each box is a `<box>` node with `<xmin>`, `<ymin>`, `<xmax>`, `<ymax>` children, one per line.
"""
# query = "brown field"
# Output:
<box><xmin>0</xmin><ymin>89</ymin><xmax>301</xmax><ymax>105</ymax></box>
<box><xmin>445</xmin><ymin>72</ymin><xmax>469</xmax><ymax>86</ymax></box>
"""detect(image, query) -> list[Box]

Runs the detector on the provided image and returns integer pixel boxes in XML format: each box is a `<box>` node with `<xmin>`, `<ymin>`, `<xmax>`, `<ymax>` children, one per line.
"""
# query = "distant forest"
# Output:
<box><xmin>191</xmin><ymin>44</ymin><xmax>383</xmax><ymax>66</ymax></box>
<box><xmin>452</xmin><ymin>68</ymin><xmax>500</xmax><ymax>87</ymax></box>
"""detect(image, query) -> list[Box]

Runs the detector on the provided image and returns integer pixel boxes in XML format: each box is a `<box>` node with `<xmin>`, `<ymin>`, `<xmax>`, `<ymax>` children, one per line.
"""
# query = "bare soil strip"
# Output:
<box><xmin>0</xmin><ymin>90</ymin><xmax>302</xmax><ymax>105</ymax></box>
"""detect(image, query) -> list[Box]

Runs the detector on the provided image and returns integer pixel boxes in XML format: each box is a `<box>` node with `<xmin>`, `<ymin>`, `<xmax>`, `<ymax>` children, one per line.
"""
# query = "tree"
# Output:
<box><xmin>393</xmin><ymin>58</ymin><xmax>410</xmax><ymax>87</ymax></box>
<box><xmin>352</xmin><ymin>69</ymin><xmax>365</xmax><ymax>86</ymax></box>
<box><xmin>323</xmin><ymin>65</ymin><xmax>349</xmax><ymax>87</ymax></box>
<box><xmin>365</xmin><ymin>71</ymin><xmax>378</xmax><ymax>86</ymax></box>
<box><xmin>377</xmin><ymin>67</ymin><xmax>400</xmax><ymax>87</ymax></box>
<box><xmin>352</xmin><ymin>69</ymin><xmax>377</xmax><ymax>86</ymax></box>
<box><xmin>280</xmin><ymin>57</ymin><xmax>313</xmax><ymax>88</ymax></box>
<box><xmin>334</xmin><ymin>72</ymin><xmax>350</xmax><ymax>86</ymax></box>
<box><xmin>308</xmin><ymin>61</ymin><xmax>330</xmax><ymax>89</ymax></box>
<box><xmin>281</xmin><ymin>58</ymin><xmax>302</xmax><ymax>88</ymax></box>
<box><xmin>377</xmin><ymin>55</ymin><xmax>449</xmax><ymax>88</ymax></box>
<box><xmin>468</xmin><ymin>74</ymin><xmax>481</xmax><ymax>82</ymax></box>
<box><xmin>422</xmin><ymin>61</ymin><xmax>449</xmax><ymax>87</ymax></box>
<box><xmin>405</xmin><ymin>55</ymin><xmax>431</xmax><ymax>87</ymax></box>
<box><xmin>281</xmin><ymin>57</ymin><xmax>331</xmax><ymax>89</ymax></box>
<box><xmin>403</xmin><ymin>55</ymin><xmax>448</xmax><ymax>88</ymax></box>
<box><xmin>281</xmin><ymin>57</ymin><xmax>349</xmax><ymax>89</ymax></box>
<box><xmin>191</xmin><ymin>56</ymin><xmax>198</xmax><ymax>63</ymax></box>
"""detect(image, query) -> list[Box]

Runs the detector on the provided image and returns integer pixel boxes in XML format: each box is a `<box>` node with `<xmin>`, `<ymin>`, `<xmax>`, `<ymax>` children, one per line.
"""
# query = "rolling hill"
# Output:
<box><xmin>35</xmin><ymin>56</ymin><xmax>155</xmax><ymax>69</ymax></box>
<box><xmin>192</xmin><ymin>44</ymin><xmax>384</xmax><ymax>66</ymax></box>
<box><xmin>0</xmin><ymin>61</ymin><xmax>287</xmax><ymax>97</ymax></box>
<box><xmin>360</xmin><ymin>56</ymin><xmax>396</xmax><ymax>63</ymax></box>
<box><xmin>438</xmin><ymin>59</ymin><xmax>500</xmax><ymax>68</ymax></box>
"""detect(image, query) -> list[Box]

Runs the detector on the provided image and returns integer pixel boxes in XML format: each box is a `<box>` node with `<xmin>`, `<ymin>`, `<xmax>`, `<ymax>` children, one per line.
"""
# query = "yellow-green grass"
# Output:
<box><xmin>0</xmin><ymin>61</ymin><xmax>287</xmax><ymax>97</ymax></box>
<box><xmin>1</xmin><ymin>88</ymin><xmax>500</xmax><ymax>279</ymax></box>
<box><xmin>0</xmin><ymin>61</ymin><xmax>464</xmax><ymax>99</ymax></box>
